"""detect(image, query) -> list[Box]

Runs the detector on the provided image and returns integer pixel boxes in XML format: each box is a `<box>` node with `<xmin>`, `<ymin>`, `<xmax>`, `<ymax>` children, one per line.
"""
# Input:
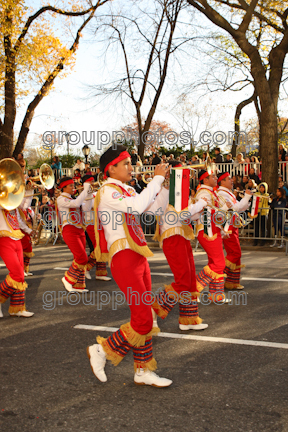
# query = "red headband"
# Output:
<box><xmin>217</xmin><ymin>172</ymin><xmax>229</xmax><ymax>184</ymax></box>
<box><xmin>60</xmin><ymin>179</ymin><xmax>74</xmax><ymax>189</ymax></box>
<box><xmin>85</xmin><ymin>176</ymin><xmax>94</xmax><ymax>183</ymax></box>
<box><xmin>199</xmin><ymin>171</ymin><xmax>210</xmax><ymax>182</ymax></box>
<box><xmin>103</xmin><ymin>151</ymin><xmax>130</xmax><ymax>179</ymax></box>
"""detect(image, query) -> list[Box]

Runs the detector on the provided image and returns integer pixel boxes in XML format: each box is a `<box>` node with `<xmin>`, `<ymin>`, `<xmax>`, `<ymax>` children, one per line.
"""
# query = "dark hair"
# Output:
<box><xmin>59</xmin><ymin>176</ymin><xmax>73</xmax><ymax>191</ymax></box>
<box><xmin>198</xmin><ymin>169</ymin><xmax>207</xmax><ymax>185</ymax></box>
<box><xmin>170</xmin><ymin>160</ymin><xmax>182</xmax><ymax>168</ymax></box>
<box><xmin>81</xmin><ymin>174</ymin><xmax>94</xmax><ymax>184</ymax></box>
<box><xmin>215</xmin><ymin>147</ymin><xmax>220</xmax><ymax>152</ymax></box>
<box><xmin>277</xmin><ymin>187</ymin><xmax>286</xmax><ymax>198</ymax></box>
<box><xmin>217</xmin><ymin>171</ymin><xmax>229</xmax><ymax>186</ymax></box>
<box><xmin>54</xmin><ymin>156</ymin><xmax>59</xmax><ymax>163</ymax></box>
<box><xmin>100</xmin><ymin>145</ymin><xmax>127</xmax><ymax>176</ymax></box>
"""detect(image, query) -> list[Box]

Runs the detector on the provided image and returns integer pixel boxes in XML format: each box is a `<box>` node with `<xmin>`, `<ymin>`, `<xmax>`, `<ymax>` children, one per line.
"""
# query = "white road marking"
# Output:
<box><xmin>242</xmin><ymin>277</ymin><xmax>288</xmax><ymax>282</ymax></box>
<box><xmin>74</xmin><ymin>324</ymin><xmax>288</xmax><ymax>350</ymax></box>
<box><xmin>54</xmin><ymin>267</ymin><xmax>69</xmax><ymax>270</ymax></box>
<box><xmin>151</xmin><ymin>273</ymin><xmax>288</xmax><ymax>282</ymax></box>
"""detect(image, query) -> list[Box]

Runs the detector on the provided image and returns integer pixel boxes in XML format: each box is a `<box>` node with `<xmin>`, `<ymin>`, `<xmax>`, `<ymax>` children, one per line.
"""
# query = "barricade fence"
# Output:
<box><xmin>54</xmin><ymin>162</ymin><xmax>287</xmax><ymax>181</ymax></box>
<box><xmin>33</xmin><ymin>205</ymin><xmax>288</xmax><ymax>255</ymax></box>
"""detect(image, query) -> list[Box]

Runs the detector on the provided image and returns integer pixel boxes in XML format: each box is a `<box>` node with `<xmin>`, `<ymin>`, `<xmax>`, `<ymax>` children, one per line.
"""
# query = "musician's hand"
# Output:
<box><xmin>226</xmin><ymin>201</ymin><xmax>233</xmax><ymax>209</ymax></box>
<box><xmin>154</xmin><ymin>163</ymin><xmax>171</xmax><ymax>178</ymax></box>
<box><xmin>30</xmin><ymin>230</ymin><xmax>36</xmax><ymax>238</ymax></box>
<box><xmin>221</xmin><ymin>230</ymin><xmax>230</xmax><ymax>239</ymax></box>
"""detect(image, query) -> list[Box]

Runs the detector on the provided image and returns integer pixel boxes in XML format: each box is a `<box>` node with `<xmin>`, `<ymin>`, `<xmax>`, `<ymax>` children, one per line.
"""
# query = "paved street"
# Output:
<box><xmin>0</xmin><ymin>245</ymin><xmax>287</xmax><ymax>432</ymax></box>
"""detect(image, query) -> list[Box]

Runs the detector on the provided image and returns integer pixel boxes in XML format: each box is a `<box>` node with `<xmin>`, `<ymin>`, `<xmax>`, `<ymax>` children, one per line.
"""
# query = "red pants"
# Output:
<box><xmin>163</xmin><ymin>235</ymin><xmax>197</xmax><ymax>294</ymax></box>
<box><xmin>197</xmin><ymin>230</ymin><xmax>225</xmax><ymax>274</ymax></box>
<box><xmin>152</xmin><ymin>235</ymin><xmax>201</xmax><ymax>325</ymax></box>
<box><xmin>21</xmin><ymin>231</ymin><xmax>33</xmax><ymax>254</ymax></box>
<box><xmin>21</xmin><ymin>231</ymin><xmax>34</xmax><ymax>272</ymax></box>
<box><xmin>62</xmin><ymin>225</ymin><xmax>87</xmax><ymax>265</ymax></box>
<box><xmin>223</xmin><ymin>229</ymin><xmax>241</xmax><ymax>266</ymax></box>
<box><xmin>86</xmin><ymin>224</ymin><xmax>96</xmax><ymax>248</ymax></box>
<box><xmin>62</xmin><ymin>225</ymin><xmax>87</xmax><ymax>289</ymax></box>
<box><xmin>111</xmin><ymin>249</ymin><xmax>153</xmax><ymax>335</ymax></box>
<box><xmin>0</xmin><ymin>237</ymin><xmax>26</xmax><ymax>313</ymax></box>
<box><xmin>0</xmin><ymin>237</ymin><xmax>24</xmax><ymax>283</ymax></box>
<box><xmin>86</xmin><ymin>224</ymin><xmax>108</xmax><ymax>276</ymax></box>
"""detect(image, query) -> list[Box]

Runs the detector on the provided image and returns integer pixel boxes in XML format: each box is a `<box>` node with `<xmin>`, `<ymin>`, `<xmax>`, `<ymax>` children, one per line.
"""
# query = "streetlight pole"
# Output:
<box><xmin>82</xmin><ymin>145</ymin><xmax>90</xmax><ymax>164</ymax></box>
<box><xmin>65</xmin><ymin>133</ymin><xmax>70</xmax><ymax>156</ymax></box>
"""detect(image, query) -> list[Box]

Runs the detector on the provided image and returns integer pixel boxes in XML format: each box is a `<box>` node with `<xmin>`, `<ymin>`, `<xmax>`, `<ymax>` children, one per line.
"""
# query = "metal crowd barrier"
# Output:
<box><xmin>31</xmin><ymin>204</ymin><xmax>288</xmax><ymax>255</ymax></box>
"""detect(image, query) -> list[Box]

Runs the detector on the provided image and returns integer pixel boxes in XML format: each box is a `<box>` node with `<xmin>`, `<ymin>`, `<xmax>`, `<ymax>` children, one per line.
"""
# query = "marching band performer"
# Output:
<box><xmin>194</xmin><ymin>169</ymin><xmax>230</xmax><ymax>303</ymax></box>
<box><xmin>87</xmin><ymin>145</ymin><xmax>173</xmax><ymax>388</ymax></box>
<box><xmin>18</xmin><ymin>191</ymin><xmax>35</xmax><ymax>276</ymax></box>
<box><xmin>0</xmin><ymin>206</ymin><xmax>34</xmax><ymax>318</ymax></box>
<box><xmin>217</xmin><ymin>172</ymin><xmax>252</xmax><ymax>289</ymax></box>
<box><xmin>56</xmin><ymin>176</ymin><xmax>93</xmax><ymax>293</ymax></box>
<box><xmin>82</xmin><ymin>179</ymin><xmax>111</xmax><ymax>282</ymax></box>
<box><xmin>152</xmin><ymin>162</ymin><xmax>208</xmax><ymax>330</ymax></box>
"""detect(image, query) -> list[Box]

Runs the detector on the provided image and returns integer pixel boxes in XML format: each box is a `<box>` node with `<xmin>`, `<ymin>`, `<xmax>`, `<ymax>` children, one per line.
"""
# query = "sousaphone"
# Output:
<box><xmin>0</xmin><ymin>158</ymin><xmax>25</xmax><ymax>210</ymax></box>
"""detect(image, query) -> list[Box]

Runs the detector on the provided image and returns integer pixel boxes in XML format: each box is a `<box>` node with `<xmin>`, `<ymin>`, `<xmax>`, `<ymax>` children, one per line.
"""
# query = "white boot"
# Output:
<box><xmin>86</xmin><ymin>344</ymin><xmax>107</xmax><ymax>382</ymax></box>
<box><xmin>0</xmin><ymin>304</ymin><xmax>3</xmax><ymax>318</ymax></box>
<box><xmin>134</xmin><ymin>369</ymin><xmax>172</xmax><ymax>388</ymax></box>
<box><xmin>10</xmin><ymin>310</ymin><xmax>34</xmax><ymax>317</ymax></box>
<box><xmin>179</xmin><ymin>323</ymin><xmax>208</xmax><ymax>331</ymax></box>
<box><xmin>85</xmin><ymin>270</ymin><xmax>92</xmax><ymax>280</ymax></box>
<box><xmin>151</xmin><ymin>308</ymin><xmax>158</xmax><ymax>328</ymax></box>
<box><xmin>62</xmin><ymin>277</ymin><xmax>88</xmax><ymax>293</ymax></box>
<box><xmin>95</xmin><ymin>275</ymin><xmax>111</xmax><ymax>281</ymax></box>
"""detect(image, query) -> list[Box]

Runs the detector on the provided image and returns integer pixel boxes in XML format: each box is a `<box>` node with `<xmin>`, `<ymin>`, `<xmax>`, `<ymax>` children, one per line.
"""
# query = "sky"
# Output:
<box><xmin>14</xmin><ymin>1</ymin><xmax>288</xmax><ymax>158</ymax></box>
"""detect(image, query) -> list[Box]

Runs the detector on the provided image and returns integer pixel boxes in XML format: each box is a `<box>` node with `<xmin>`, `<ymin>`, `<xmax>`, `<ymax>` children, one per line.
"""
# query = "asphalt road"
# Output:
<box><xmin>0</xmin><ymin>244</ymin><xmax>287</xmax><ymax>432</ymax></box>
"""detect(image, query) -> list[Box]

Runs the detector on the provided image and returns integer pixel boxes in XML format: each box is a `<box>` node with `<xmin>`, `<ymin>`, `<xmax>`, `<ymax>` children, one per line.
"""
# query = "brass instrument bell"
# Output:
<box><xmin>0</xmin><ymin>158</ymin><xmax>25</xmax><ymax>210</ymax></box>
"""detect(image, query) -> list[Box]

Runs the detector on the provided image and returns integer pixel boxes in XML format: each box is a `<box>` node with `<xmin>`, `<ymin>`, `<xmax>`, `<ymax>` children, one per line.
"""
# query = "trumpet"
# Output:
<box><xmin>132</xmin><ymin>169</ymin><xmax>155</xmax><ymax>184</ymax></box>
<box><xmin>136</xmin><ymin>157</ymin><xmax>216</xmax><ymax>186</ymax></box>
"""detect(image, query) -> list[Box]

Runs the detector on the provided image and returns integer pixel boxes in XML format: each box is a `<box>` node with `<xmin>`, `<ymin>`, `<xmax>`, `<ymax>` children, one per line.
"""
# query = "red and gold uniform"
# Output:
<box><xmin>152</xmin><ymin>191</ymin><xmax>207</xmax><ymax>328</ymax></box>
<box><xmin>0</xmin><ymin>207</ymin><xmax>33</xmax><ymax>316</ymax></box>
<box><xmin>218</xmin><ymin>184</ymin><xmax>251</xmax><ymax>289</ymax></box>
<box><xmin>19</xmin><ymin>194</ymin><xmax>34</xmax><ymax>274</ymax></box>
<box><xmin>195</xmin><ymin>184</ymin><xmax>227</xmax><ymax>301</ymax></box>
<box><xmin>56</xmin><ymin>180</ymin><xmax>91</xmax><ymax>292</ymax></box>
<box><xmin>94</xmin><ymin>172</ymin><xmax>166</xmax><ymax>372</ymax></box>
<box><xmin>82</xmin><ymin>193</ymin><xmax>110</xmax><ymax>279</ymax></box>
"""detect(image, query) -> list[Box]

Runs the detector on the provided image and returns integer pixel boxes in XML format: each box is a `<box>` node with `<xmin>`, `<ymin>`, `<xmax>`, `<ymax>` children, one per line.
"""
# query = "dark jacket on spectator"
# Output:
<box><xmin>215</xmin><ymin>153</ymin><xmax>224</xmax><ymax>163</ymax></box>
<box><xmin>279</xmin><ymin>149</ymin><xmax>286</xmax><ymax>161</ymax></box>
<box><xmin>249</xmin><ymin>173</ymin><xmax>260</xmax><ymax>185</ymax></box>
<box><xmin>151</xmin><ymin>154</ymin><xmax>161</xmax><ymax>165</ymax></box>
<box><xmin>131</xmin><ymin>153</ymin><xmax>138</xmax><ymax>165</ymax></box>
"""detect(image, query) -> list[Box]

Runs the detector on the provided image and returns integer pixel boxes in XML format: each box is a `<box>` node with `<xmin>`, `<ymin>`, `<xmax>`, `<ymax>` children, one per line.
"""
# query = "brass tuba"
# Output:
<box><xmin>0</xmin><ymin>158</ymin><xmax>25</xmax><ymax>210</ymax></box>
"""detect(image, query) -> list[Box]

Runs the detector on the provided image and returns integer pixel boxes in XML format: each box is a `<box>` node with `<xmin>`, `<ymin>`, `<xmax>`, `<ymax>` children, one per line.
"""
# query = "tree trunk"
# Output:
<box><xmin>259</xmin><ymin>105</ymin><xmax>278</xmax><ymax>193</ymax></box>
<box><xmin>232</xmin><ymin>92</ymin><xmax>255</xmax><ymax>157</ymax></box>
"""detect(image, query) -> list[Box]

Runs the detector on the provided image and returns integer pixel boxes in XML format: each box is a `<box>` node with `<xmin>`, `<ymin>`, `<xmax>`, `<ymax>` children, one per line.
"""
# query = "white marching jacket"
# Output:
<box><xmin>97</xmin><ymin>176</ymin><xmax>165</xmax><ymax>255</ymax></box>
